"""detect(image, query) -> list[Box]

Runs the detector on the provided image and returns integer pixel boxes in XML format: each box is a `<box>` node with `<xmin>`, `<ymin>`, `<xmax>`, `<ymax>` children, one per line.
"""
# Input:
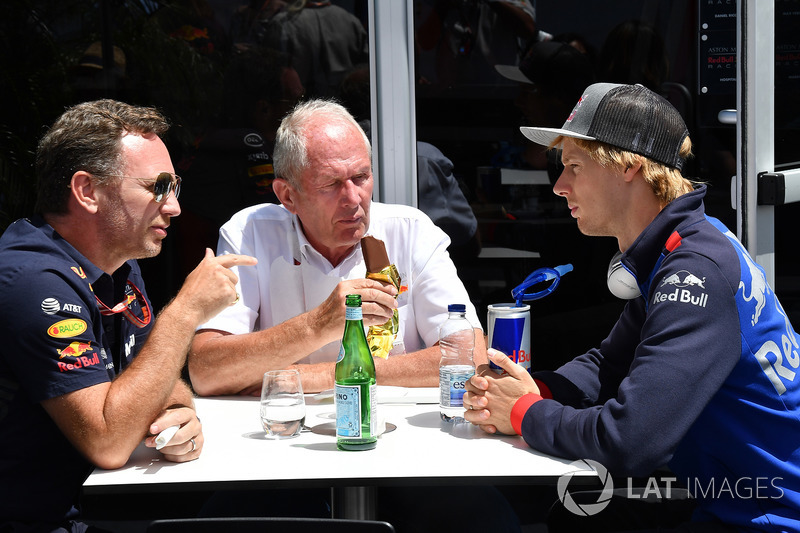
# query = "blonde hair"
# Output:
<box><xmin>558</xmin><ymin>136</ymin><xmax>696</xmax><ymax>206</ymax></box>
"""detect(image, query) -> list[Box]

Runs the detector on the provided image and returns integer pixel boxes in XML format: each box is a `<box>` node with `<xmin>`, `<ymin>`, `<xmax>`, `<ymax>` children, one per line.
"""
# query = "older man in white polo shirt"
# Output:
<box><xmin>189</xmin><ymin>99</ymin><xmax>486</xmax><ymax>395</ymax></box>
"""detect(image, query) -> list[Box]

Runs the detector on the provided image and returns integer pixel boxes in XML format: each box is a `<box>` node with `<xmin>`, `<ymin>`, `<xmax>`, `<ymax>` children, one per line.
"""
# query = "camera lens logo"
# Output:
<box><xmin>557</xmin><ymin>459</ymin><xmax>614</xmax><ymax>516</ymax></box>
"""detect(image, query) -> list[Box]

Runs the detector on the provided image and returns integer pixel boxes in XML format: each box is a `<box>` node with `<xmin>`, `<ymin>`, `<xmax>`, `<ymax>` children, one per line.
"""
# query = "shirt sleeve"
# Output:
<box><xmin>0</xmin><ymin>267</ymin><xmax>110</xmax><ymax>403</ymax></box>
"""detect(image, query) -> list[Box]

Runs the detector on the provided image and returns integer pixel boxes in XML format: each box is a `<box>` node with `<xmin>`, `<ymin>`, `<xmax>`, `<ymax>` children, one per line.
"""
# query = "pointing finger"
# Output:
<box><xmin>217</xmin><ymin>253</ymin><xmax>258</xmax><ymax>268</ymax></box>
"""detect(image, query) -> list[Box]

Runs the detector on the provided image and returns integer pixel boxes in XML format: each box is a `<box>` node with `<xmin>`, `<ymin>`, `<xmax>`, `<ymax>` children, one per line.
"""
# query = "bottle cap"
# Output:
<box><xmin>511</xmin><ymin>264</ymin><xmax>573</xmax><ymax>306</ymax></box>
<box><xmin>447</xmin><ymin>304</ymin><xmax>467</xmax><ymax>313</ymax></box>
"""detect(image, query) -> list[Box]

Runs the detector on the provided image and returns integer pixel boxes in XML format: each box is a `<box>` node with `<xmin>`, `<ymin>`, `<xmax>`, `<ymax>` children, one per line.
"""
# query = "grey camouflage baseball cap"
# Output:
<box><xmin>520</xmin><ymin>83</ymin><xmax>689</xmax><ymax>170</ymax></box>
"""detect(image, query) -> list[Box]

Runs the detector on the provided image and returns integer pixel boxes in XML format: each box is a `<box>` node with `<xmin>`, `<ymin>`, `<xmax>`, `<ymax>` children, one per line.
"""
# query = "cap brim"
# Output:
<box><xmin>520</xmin><ymin>126</ymin><xmax>596</xmax><ymax>147</ymax></box>
<box><xmin>494</xmin><ymin>64</ymin><xmax>532</xmax><ymax>84</ymax></box>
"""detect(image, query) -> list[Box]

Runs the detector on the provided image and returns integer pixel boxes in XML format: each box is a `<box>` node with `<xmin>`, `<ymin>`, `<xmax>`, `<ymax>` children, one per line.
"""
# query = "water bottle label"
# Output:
<box><xmin>439</xmin><ymin>367</ymin><xmax>475</xmax><ymax>408</ymax></box>
<box><xmin>335</xmin><ymin>384</ymin><xmax>362</xmax><ymax>438</ymax></box>
<box><xmin>345</xmin><ymin>307</ymin><xmax>362</xmax><ymax>321</ymax></box>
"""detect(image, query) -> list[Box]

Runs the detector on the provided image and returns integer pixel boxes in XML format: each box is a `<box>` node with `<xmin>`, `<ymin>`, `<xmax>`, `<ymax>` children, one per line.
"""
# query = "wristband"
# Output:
<box><xmin>511</xmin><ymin>393</ymin><xmax>541</xmax><ymax>436</ymax></box>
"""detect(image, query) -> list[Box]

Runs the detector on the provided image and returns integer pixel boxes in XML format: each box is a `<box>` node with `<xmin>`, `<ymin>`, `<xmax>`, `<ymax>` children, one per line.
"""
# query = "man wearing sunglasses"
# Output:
<box><xmin>0</xmin><ymin>99</ymin><xmax>256</xmax><ymax>532</ymax></box>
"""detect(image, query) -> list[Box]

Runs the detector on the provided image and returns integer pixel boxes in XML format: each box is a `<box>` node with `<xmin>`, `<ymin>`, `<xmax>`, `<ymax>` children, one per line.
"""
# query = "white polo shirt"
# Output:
<box><xmin>199</xmin><ymin>201</ymin><xmax>481</xmax><ymax>364</ymax></box>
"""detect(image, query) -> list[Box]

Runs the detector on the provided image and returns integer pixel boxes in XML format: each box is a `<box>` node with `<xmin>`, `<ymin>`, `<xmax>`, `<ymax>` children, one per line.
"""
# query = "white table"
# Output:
<box><xmin>83</xmin><ymin>388</ymin><xmax>596</xmax><ymax>519</ymax></box>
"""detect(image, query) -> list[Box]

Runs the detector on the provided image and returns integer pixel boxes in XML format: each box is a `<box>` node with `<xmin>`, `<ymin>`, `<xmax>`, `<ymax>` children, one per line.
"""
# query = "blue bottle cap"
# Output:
<box><xmin>447</xmin><ymin>304</ymin><xmax>467</xmax><ymax>313</ymax></box>
<box><xmin>510</xmin><ymin>264</ymin><xmax>573</xmax><ymax>306</ymax></box>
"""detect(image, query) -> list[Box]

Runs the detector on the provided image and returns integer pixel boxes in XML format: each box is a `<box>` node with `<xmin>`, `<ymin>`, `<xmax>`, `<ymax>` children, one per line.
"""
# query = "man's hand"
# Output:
<box><xmin>145</xmin><ymin>406</ymin><xmax>203</xmax><ymax>463</ymax></box>
<box><xmin>312</xmin><ymin>278</ymin><xmax>397</xmax><ymax>338</ymax></box>
<box><xmin>174</xmin><ymin>248</ymin><xmax>258</xmax><ymax>326</ymax></box>
<box><xmin>463</xmin><ymin>349</ymin><xmax>539</xmax><ymax>435</ymax></box>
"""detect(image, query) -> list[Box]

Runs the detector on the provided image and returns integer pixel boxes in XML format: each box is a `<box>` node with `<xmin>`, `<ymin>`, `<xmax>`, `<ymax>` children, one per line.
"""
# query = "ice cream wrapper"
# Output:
<box><xmin>362</xmin><ymin>236</ymin><xmax>402</xmax><ymax>359</ymax></box>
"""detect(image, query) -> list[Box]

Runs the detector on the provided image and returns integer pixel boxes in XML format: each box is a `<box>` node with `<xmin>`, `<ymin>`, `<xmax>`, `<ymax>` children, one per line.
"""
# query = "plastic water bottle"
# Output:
<box><xmin>439</xmin><ymin>304</ymin><xmax>475</xmax><ymax>422</ymax></box>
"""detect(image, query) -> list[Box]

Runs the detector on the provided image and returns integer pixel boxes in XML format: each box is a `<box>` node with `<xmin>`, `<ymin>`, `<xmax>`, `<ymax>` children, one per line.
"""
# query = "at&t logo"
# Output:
<box><xmin>557</xmin><ymin>459</ymin><xmax>614</xmax><ymax>516</ymax></box>
<box><xmin>41</xmin><ymin>298</ymin><xmax>60</xmax><ymax>315</ymax></box>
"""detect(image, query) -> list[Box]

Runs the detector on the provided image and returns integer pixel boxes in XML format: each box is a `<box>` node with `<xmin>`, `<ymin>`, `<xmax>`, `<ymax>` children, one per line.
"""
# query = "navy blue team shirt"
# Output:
<box><xmin>0</xmin><ymin>216</ymin><xmax>153</xmax><ymax>528</ymax></box>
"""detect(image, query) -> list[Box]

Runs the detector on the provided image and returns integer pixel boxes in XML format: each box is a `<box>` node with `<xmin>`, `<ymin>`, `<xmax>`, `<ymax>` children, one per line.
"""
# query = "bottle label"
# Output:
<box><xmin>336</xmin><ymin>343</ymin><xmax>345</xmax><ymax>363</ymax></box>
<box><xmin>439</xmin><ymin>366</ymin><xmax>475</xmax><ymax>408</ymax></box>
<box><xmin>335</xmin><ymin>384</ymin><xmax>373</xmax><ymax>438</ymax></box>
<box><xmin>345</xmin><ymin>307</ymin><xmax>362</xmax><ymax>321</ymax></box>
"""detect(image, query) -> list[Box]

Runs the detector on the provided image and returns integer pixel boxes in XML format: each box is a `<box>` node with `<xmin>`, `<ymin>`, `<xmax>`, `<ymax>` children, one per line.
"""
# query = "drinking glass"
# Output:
<box><xmin>260</xmin><ymin>369</ymin><xmax>306</xmax><ymax>439</ymax></box>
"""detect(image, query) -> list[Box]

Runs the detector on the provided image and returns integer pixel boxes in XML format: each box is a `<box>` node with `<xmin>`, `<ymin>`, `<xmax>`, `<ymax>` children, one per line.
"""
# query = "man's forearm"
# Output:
<box><xmin>373</xmin><ymin>345</ymin><xmax>440</xmax><ymax>388</ymax></box>
<box><xmin>166</xmin><ymin>379</ymin><xmax>196</xmax><ymax>409</ymax></box>
<box><xmin>291</xmin><ymin>362</ymin><xmax>336</xmax><ymax>393</ymax></box>
<box><xmin>43</xmin><ymin>304</ymin><xmax>201</xmax><ymax>469</ymax></box>
<box><xmin>189</xmin><ymin>311</ymin><xmax>337</xmax><ymax>396</ymax></box>
<box><xmin>290</xmin><ymin>347</ymin><xmax>439</xmax><ymax>393</ymax></box>
<box><xmin>102</xmin><ymin>304</ymin><xmax>198</xmax><ymax>434</ymax></box>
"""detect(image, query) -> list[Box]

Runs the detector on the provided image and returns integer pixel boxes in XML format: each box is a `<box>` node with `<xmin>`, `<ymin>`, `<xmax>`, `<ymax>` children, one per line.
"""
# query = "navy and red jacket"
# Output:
<box><xmin>514</xmin><ymin>186</ymin><xmax>800</xmax><ymax>532</ymax></box>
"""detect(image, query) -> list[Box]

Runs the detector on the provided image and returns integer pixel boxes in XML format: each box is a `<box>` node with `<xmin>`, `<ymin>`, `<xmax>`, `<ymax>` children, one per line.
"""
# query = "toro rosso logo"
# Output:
<box><xmin>653</xmin><ymin>270</ymin><xmax>708</xmax><ymax>308</ymax></box>
<box><xmin>566</xmin><ymin>95</ymin><xmax>586</xmax><ymax>123</ymax></box>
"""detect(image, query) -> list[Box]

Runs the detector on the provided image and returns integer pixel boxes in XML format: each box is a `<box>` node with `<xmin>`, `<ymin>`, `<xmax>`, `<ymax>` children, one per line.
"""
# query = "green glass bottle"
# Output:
<box><xmin>335</xmin><ymin>294</ymin><xmax>377</xmax><ymax>451</ymax></box>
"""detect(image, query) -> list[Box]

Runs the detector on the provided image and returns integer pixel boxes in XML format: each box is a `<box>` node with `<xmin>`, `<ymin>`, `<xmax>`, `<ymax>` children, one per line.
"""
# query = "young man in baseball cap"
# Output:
<box><xmin>464</xmin><ymin>83</ymin><xmax>800</xmax><ymax>532</ymax></box>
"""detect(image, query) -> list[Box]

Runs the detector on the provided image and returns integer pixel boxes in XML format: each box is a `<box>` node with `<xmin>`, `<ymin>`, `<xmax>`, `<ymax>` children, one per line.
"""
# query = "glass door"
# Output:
<box><xmin>736</xmin><ymin>0</ymin><xmax>800</xmax><ymax>323</ymax></box>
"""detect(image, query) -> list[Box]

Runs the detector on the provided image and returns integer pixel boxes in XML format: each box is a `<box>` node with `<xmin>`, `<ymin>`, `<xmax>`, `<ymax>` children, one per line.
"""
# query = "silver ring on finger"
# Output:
<box><xmin>190</xmin><ymin>438</ymin><xmax>197</xmax><ymax>452</ymax></box>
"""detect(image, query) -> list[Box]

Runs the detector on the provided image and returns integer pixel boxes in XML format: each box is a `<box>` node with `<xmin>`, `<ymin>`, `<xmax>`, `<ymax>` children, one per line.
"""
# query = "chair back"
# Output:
<box><xmin>146</xmin><ymin>517</ymin><xmax>395</xmax><ymax>532</ymax></box>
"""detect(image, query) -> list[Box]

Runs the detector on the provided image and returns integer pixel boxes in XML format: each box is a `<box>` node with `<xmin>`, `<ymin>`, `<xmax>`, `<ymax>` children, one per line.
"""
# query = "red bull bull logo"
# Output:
<box><xmin>57</xmin><ymin>341</ymin><xmax>92</xmax><ymax>358</ymax></box>
<box><xmin>660</xmin><ymin>270</ymin><xmax>706</xmax><ymax>289</ymax></box>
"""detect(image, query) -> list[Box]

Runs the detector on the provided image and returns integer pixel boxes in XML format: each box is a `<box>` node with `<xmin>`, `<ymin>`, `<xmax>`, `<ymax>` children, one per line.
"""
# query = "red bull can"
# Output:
<box><xmin>487</xmin><ymin>303</ymin><xmax>531</xmax><ymax>374</ymax></box>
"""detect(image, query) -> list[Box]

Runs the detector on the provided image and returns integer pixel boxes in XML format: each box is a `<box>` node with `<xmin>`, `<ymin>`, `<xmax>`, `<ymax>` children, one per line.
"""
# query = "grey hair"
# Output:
<box><xmin>272</xmin><ymin>99</ymin><xmax>371</xmax><ymax>188</ymax></box>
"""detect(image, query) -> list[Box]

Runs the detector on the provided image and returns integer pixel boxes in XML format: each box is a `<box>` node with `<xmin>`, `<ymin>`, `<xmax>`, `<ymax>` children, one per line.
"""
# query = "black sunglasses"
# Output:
<box><xmin>117</xmin><ymin>172</ymin><xmax>182</xmax><ymax>203</ymax></box>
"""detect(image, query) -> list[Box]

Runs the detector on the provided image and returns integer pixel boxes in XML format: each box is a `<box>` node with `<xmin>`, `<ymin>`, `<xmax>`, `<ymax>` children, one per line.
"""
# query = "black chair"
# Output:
<box><xmin>146</xmin><ymin>517</ymin><xmax>395</xmax><ymax>533</ymax></box>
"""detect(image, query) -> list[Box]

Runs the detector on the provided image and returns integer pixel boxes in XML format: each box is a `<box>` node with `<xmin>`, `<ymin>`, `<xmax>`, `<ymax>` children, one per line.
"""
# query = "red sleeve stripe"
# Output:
<box><xmin>665</xmin><ymin>231</ymin><xmax>682</xmax><ymax>252</ymax></box>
